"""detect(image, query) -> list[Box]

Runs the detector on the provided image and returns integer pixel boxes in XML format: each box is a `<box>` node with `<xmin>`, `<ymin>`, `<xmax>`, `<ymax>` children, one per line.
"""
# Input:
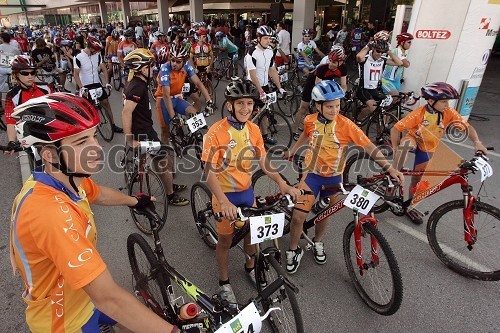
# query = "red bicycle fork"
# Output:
<box><xmin>354</xmin><ymin>213</ymin><xmax>380</xmax><ymax>276</ymax></box>
<box><xmin>462</xmin><ymin>191</ymin><xmax>477</xmax><ymax>249</ymax></box>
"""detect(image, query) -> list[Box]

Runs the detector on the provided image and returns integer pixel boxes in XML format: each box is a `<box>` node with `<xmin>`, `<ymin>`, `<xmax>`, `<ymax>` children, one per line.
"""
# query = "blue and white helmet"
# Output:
<box><xmin>311</xmin><ymin>80</ymin><xmax>345</xmax><ymax>102</ymax></box>
<box><xmin>215</xmin><ymin>31</ymin><xmax>225</xmax><ymax>38</ymax></box>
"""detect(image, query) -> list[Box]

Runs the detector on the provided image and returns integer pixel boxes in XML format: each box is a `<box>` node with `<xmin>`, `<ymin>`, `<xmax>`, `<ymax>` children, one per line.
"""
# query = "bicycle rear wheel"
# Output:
<box><xmin>256</xmin><ymin>253</ymin><xmax>304</xmax><ymax>333</ymax></box>
<box><xmin>129</xmin><ymin>170</ymin><xmax>168</xmax><ymax>235</ymax></box>
<box><xmin>343</xmin><ymin>221</ymin><xmax>403</xmax><ymax>315</ymax></box>
<box><xmin>191</xmin><ymin>182</ymin><xmax>218</xmax><ymax>249</ymax></box>
<box><xmin>257</xmin><ymin>109</ymin><xmax>292</xmax><ymax>152</ymax></box>
<box><xmin>96</xmin><ymin>106</ymin><xmax>114</xmax><ymax>142</ymax></box>
<box><xmin>343</xmin><ymin>152</ymin><xmax>390</xmax><ymax>213</ymax></box>
<box><xmin>127</xmin><ymin>233</ymin><xmax>174</xmax><ymax>320</ymax></box>
<box><xmin>427</xmin><ymin>200</ymin><xmax>500</xmax><ymax>281</ymax></box>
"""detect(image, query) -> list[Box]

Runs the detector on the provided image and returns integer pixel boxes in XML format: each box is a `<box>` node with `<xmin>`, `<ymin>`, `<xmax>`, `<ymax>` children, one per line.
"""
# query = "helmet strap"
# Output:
<box><xmin>227</xmin><ymin>102</ymin><xmax>246</xmax><ymax>128</ymax></box>
<box><xmin>49</xmin><ymin>143</ymin><xmax>90</xmax><ymax>193</ymax></box>
<box><xmin>317</xmin><ymin>103</ymin><xmax>332</xmax><ymax>124</ymax></box>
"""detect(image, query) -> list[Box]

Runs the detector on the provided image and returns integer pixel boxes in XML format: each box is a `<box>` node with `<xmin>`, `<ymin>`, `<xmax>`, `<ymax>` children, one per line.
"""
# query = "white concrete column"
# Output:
<box><xmin>121</xmin><ymin>0</ymin><xmax>131</xmax><ymax>26</ymax></box>
<box><xmin>157</xmin><ymin>0</ymin><xmax>170</xmax><ymax>33</ymax></box>
<box><xmin>291</xmin><ymin>0</ymin><xmax>315</xmax><ymax>50</ymax></box>
<box><xmin>189</xmin><ymin>0</ymin><xmax>203</xmax><ymax>23</ymax></box>
<box><xmin>99</xmin><ymin>0</ymin><xmax>109</xmax><ymax>24</ymax></box>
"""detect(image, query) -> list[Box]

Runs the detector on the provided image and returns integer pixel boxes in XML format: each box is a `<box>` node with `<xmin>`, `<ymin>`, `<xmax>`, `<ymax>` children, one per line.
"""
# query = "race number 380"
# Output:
<box><xmin>249</xmin><ymin>213</ymin><xmax>285</xmax><ymax>245</ymax></box>
<box><xmin>344</xmin><ymin>185</ymin><xmax>380</xmax><ymax>215</ymax></box>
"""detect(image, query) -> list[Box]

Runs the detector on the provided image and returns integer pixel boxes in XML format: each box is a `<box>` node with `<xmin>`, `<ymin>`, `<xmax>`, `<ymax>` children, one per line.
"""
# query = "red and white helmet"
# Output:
<box><xmin>157</xmin><ymin>45</ymin><xmax>170</xmax><ymax>64</ymax></box>
<box><xmin>421</xmin><ymin>82</ymin><xmax>459</xmax><ymax>101</ymax></box>
<box><xmin>10</xmin><ymin>55</ymin><xmax>36</xmax><ymax>71</ymax></box>
<box><xmin>87</xmin><ymin>36</ymin><xmax>103</xmax><ymax>51</ymax></box>
<box><xmin>328</xmin><ymin>45</ymin><xmax>346</xmax><ymax>62</ymax></box>
<box><xmin>12</xmin><ymin>93</ymin><xmax>100</xmax><ymax>148</ymax></box>
<box><xmin>396</xmin><ymin>32</ymin><xmax>414</xmax><ymax>45</ymax></box>
<box><xmin>374</xmin><ymin>30</ymin><xmax>391</xmax><ymax>42</ymax></box>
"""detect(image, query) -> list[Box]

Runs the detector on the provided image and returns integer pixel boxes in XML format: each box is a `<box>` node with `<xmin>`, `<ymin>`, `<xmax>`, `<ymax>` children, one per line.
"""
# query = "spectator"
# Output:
<box><xmin>275</xmin><ymin>21</ymin><xmax>291</xmax><ymax>66</ymax></box>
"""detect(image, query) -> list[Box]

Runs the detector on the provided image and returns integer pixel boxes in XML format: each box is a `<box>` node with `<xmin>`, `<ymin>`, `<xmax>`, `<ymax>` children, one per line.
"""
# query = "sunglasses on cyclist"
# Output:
<box><xmin>304</xmin><ymin>35</ymin><xmax>311</xmax><ymax>38</ymax></box>
<box><xmin>19</xmin><ymin>71</ymin><xmax>36</xmax><ymax>76</ymax></box>
<box><xmin>171</xmin><ymin>58</ymin><xmax>184</xmax><ymax>64</ymax></box>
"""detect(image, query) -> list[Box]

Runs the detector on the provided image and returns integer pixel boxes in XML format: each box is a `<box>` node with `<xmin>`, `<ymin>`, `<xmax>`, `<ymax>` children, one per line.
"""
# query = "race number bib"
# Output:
<box><xmin>266</xmin><ymin>91</ymin><xmax>277</xmax><ymax>105</ymax></box>
<box><xmin>379</xmin><ymin>95</ymin><xmax>393</xmax><ymax>107</ymax></box>
<box><xmin>277</xmin><ymin>65</ymin><xmax>286</xmax><ymax>75</ymax></box>
<box><xmin>249</xmin><ymin>213</ymin><xmax>285</xmax><ymax>245</ymax></box>
<box><xmin>474</xmin><ymin>158</ymin><xmax>493</xmax><ymax>182</ymax></box>
<box><xmin>88</xmin><ymin>87</ymin><xmax>103</xmax><ymax>100</ymax></box>
<box><xmin>111</xmin><ymin>56</ymin><xmax>120</xmax><ymax>63</ymax></box>
<box><xmin>0</xmin><ymin>54</ymin><xmax>12</xmax><ymax>66</ymax></box>
<box><xmin>279</xmin><ymin>72</ymin><xmax>288</xmax><ymax>83</ymax></box>
<box><xmin>186</xmin><ymin>113</ymin><xmax>207</xmax><ymax>133</ymax></box>
<box><xmin>139</xmin><ymin>141</ymin><xmax>161</xmax><ymax>154</ymax></box>
<box><xmin>182</xmin><ymin>83</ymin><xmax>190</xmax><ymax>93</ymax></box>
<box><xmin>344</xmin><ymin>185</ymin><xmax>380</xmax><ymax>215</ymax></box>
<box><xmin>214</xmin><ymin>302</ymin><xmax>262</xmax><ymax>333</ymax></box>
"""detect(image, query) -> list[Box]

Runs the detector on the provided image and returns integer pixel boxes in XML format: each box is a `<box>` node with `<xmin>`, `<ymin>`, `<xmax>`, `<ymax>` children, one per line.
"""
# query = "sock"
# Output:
<box><xmin>219</xmin><ymin>279</ymin><xmax>230</xmax><ymax>286</ymax></box>
<box><xmin>244</xmin><ymin>265</ymin><xmax>254</xmax><ymax>273</ymax></box>
<box><xmin>167</xmin><ymin>193</ymin><xmax>174</xmax><ymax>200</ymax></box>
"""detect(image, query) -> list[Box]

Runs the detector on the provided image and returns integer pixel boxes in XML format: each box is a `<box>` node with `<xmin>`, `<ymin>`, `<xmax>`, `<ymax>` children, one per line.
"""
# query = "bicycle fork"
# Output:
<box><xmin>354</xmin><ymin>212</ymin><xmax>379</xmax><ymax>276</ymax></box>
<box><xmin>462</xmin><ymin>188</ymin><xmax>477</xmax><ymax>249</ymax></box>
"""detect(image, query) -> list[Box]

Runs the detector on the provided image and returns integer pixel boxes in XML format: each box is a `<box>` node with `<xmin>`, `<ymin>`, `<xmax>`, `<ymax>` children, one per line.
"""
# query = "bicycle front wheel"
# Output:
<box><xmin>129</xmin><ymin>171</ymin><xmax>168</xmax><ymax>235</ymax></box>
<box><xmin>343</xmin><ymin>221</ymin><xmax>403</xmax><ymax>315</ymax></box>
<box><xmin>113</xmin><ymin>64</ymin><xmax>122</xmax><ymax>91</ymax></box>
<box><xmin>256</xmin><ymin>253</ymin><xmax>304</xmax><ymax>333</ymax></box>
<box><xmin>191</xmin><ymin>182</ymin><xmax>218</xmax><ymax>249</ymax></box>
<box><xmin>127</xmin><ymin>233</ymin><xmax>174</xmax><ymax>320</ymax></box>
<box><xmin>427</xmin><ymin>200</ymin><xmax>500</xmax><ymax>281</ymax></box>
<box><xmin>96</xmin><ymin>106</ymin><xmax>114</xmax><ymax>142</ymax></box>
<box><xmin>257</xmin><ymin>109</ymin><xmax>293</xmax><ymax>151</ymax></box>
<box><xmin>365</xmin><ymin>112</ymin><xmax>398</xmax><ymax>156</ymax></box>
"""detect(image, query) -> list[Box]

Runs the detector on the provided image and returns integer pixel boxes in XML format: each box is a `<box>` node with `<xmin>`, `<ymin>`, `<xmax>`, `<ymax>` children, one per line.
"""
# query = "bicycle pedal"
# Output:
<box><xmin>305</xmin><ymin>244</ymin><xmax>313</xmax><ymax>251</ymax></box>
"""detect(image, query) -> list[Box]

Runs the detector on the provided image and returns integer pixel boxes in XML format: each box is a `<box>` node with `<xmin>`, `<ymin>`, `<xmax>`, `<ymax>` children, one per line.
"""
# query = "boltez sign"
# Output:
<box><xmin>415</xmin><ymin>29</ymin><xmax>451</xmax><ymax>39</ymax></box>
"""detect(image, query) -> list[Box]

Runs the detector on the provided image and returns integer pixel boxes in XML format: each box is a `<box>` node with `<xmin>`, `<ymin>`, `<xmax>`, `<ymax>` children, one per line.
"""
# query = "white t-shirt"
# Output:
<box><xmin>245</xmin><ymin>45</ymin><xmax>275</xmax><ymax>87</ymax></box>
<box><xmin>277</xmin><ymin>29</ymin><xmax>291</xmax><ymax>55</ymax></box>
<box><xmin>74</xmin><ymin>50</ymin><xmax>103</xmax><ymax>86</ymax></box>
<box><xmin>9</xmin><ymin>39</ymin><xmax>20</xmax><ymax>51</ymax></box>
<box><xmin>359</xmin><ymin>51</ymin><xmax>386</xmax><ymax>89</ymax></box>
<box><xmin>135</xmin><ymin>26</ymin><xmax>144</xmax><ymax>38</ymax></box>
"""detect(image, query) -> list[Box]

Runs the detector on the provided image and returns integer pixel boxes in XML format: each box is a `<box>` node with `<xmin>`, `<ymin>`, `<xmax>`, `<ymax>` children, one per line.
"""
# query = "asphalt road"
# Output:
<box><xmin>1</xmin><ymin>56</ymin><xmax>499</xmax><ymax>332</ymax></box>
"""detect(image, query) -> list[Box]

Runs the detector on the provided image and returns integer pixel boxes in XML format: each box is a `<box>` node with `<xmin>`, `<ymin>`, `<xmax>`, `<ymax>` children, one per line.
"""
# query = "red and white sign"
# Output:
<box><xmin>415</xmin><ymin>30</ymin><xmax>451</xmax><ymax>39</ymax></box>
<box><xmin>479</xmin><ymin>17</ymin><xmax>491</xmax><ymax>29</ymax></box>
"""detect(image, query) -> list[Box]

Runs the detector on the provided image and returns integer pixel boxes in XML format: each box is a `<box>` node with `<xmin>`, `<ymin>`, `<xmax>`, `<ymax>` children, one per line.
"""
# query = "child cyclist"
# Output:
<box><xmin>391</xmin><ymin>82</ymin><xmax>488</xmax><ymax>224</ymax></box>
<box><xmin>283</xmin><ymin>80</ymin><xmax>403</xmax><ymax>274</ymax></box>
<box><xmin>201</xmin><ymin>78</ymin><xmax>301</xmax><ymax>305</ymax></box>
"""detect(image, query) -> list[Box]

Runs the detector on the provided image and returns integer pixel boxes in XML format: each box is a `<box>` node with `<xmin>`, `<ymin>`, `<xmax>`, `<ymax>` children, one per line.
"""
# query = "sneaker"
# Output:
<box><xmin>293</xmin><ymin>132</ymin><xmax>300</xmax><ymax>141</ymax></box>
<box><xmin>405</xmin><ymin>208</ymin><xmax>423</xmax><ymax>225</ymax></box>
<box><xmin>313</xmin><ymin>240</ymin><xmax>327</xmax><ymax>265</ymax></box>
<box><xmin>218</xmin><ymin>284</ymin><xmax>237</xmax><ymax>305</ymax></box>
<box><xmin>113</xmin><ymin>125</ymin><xmax>124</xmax><ymax>133</ymax></box>
<box><xmin>263</xmin><ymin>136</ymin><xmax>278</xmax><ymax>145</ymax></box>
<box><xmin>173</xmin><ymin>183</ymin><xmax>187</xmax><ymax>193</ymax></box>
<box><xmin>286</xmin><ymin>247</ymin><xmax>303</xmax><ymax>274</ymax></box>
<box><xmin>245</xmin><ymin>265</ymin><xmax>267</xmax><ymax>289</ymax></box>
<box><xmin>168</xmin><ymin>193</ymin><xmax>190</xmax><ymax>206</ymax></box>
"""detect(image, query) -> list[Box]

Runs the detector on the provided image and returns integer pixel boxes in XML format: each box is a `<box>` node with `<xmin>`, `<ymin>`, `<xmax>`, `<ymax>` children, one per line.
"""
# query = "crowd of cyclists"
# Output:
<box><xmin>3</xmin><ymin>17</ymin><xmax>490</xmax><ymax>333</ymax></box>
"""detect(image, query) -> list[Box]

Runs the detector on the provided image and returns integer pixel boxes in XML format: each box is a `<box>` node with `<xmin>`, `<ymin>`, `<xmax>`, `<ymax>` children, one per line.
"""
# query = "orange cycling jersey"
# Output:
<box><xmin>303</xmin><ymin>113</ymin><xmax>371</xmax><ymax>177</ymax></box>
<box><xmin>394</xmin><ymin>105</ymin><xmax>469</xmax><ymax>153</ymax></box>
<box><xmin>150</xmin><ymin>41</ymin><xmax>168</xmax><ymax>57</ymax></box>
<box><xmin>201</xmin><ymin>118</ymin><xmax>266</xmax><ymax>192</ymax></box>
<box><xmin>190</xmin><ymin>42</ymin><xmax>213</xmax><ymax>67</ymax></box>
<box><xmin>10</xmin><ymin>170</ymin><xmax>106</xmax><ymax>332</ymax></box>
<box><xmin>117</xmin><ymin>40</ymin><xmax>137</xmax><ymax>57</ymax></box>
<box><xmin>106</xmin><ymin>36</ymin><xmax>119</xmax><ymax>56</ymax></box>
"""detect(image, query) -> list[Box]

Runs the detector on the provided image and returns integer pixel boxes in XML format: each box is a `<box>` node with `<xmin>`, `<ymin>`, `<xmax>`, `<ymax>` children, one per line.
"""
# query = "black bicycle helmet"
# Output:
<box><xmin>224</xmin><ymin>78</ymin><xmax>260</xmax><ymax>101</ymax></box>
<box><xmin>372</xmin><ymin>39</ymin><xmax>389</xmax><ymax>53</ymax></box>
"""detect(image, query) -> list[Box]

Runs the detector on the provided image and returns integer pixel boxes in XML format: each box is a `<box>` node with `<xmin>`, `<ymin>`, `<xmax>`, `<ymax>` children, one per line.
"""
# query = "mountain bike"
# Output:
<box><xmin>251</xmin><ymin>156</ymin><xmax>403</xmax><ymax>315</ymax></box>
<box><xmin>220</xmin><ymin>89</ymin><xmax>293</xmax><ymax>151</ymax></box>
<box><xmin>212</xmin><ymin>52</ymin><xmax>245</xmax><ymax>88</ymax></box>
<box><xmin>110</xmin><ymin>56</ymin><xmax>123</xmax><ymax>91</ymax></box>
<box><xmin>131</xmin><ymin>196</ymin><xmax>304</xmax><ymax>332</ymax></box>
<box><xmin>169</xmin><ymin>112</ymin><xmax>207</xmax><ymax>168</ymax></box>
<box><xmin>342</xmin><ymin>149</ymin><xmax>499</xmax><ymax>281</ymax></box>
<box><xmin>81</xmin><ymin>87</ymin><xmax>114</xmax><ymax>142</ymax></box>
<box><xmin>119</xmin><ymin>141</ymin><xmax>168</xmax><ymax>235</ymax></box>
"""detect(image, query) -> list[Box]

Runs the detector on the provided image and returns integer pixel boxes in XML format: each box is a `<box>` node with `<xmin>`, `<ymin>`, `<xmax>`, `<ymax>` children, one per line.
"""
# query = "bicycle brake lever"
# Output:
<box><xmin>386</xmin><ymin>176</ymin><xmax>395</xmax><ymax>188</ymax></box>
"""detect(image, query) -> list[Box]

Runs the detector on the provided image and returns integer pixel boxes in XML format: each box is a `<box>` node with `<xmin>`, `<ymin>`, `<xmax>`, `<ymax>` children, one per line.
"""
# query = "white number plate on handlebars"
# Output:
<box><xmin>89</xmin><ymin>87</ymin><xmax>103</xmax><ymax>100</ymax></box>
<box><xmin>344</xmin><ymin>185</ymin><xmax>380</xmax><ymax>215</ymax></box>
<box><xmin>186</xmin><ymin>113</ymin><xmax>207</xmax><ymax>133</ymax></box>
<box><xmin>266</xmin><ymin>91</ymin><xmax>277</xmax><ymax>105</ymax></box>
<box><xmin>214</xmin><ymin>302</ymin><xmax>262</xmax><ymax>333</ymax></box>
<box><xmin>474</xmin><ymin>158</ymin><xmax>493</xmax><ymax>182</ymax></box>
<box><xmin>277</xmin><ymin>65</ymin><xmax>286</xmax><ymax>75</ymax></box>
<box><xmin>111</xmin><ymin>56</ymin><xmax>120</xmax><ymax>63</ymax></box>
<box><xmin>139</xmin><ymin>141</ymin><xmax>161</xmax><ymax>154</ymax></box>
<box><xmin>249</xmin><ymin>213</ymin><xmax>285</xmax><ymax>245</ymax></box>
<box><xmin>379</xmin><ymin>95</ymin><xmax>393</xmax><ymax>107</ymax></box>
<box><xmin>279</xmin><ymin>72</ymin><xmax>288</xmax><ymax>83</ymax></box>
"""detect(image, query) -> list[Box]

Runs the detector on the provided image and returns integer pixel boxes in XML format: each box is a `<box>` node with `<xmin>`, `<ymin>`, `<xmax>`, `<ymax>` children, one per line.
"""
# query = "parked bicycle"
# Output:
<box><xmin>130</xmin><ymin>196</ymin><xmax>304</xmax><ymax>332</ymax></box>
<box><xmin>119</xmin><ymin>141</ymin><xmax>168</xmax><ymax>235</ymax></box>
<box><xmin>342</xmin><ymin>149</ymin><xmax>499</xmax><ymax>281</ymax></box>
<box><xmin>251</xmin><ymin>155</ymin><xmax>404</xmax><ymax>315</ymax></box>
